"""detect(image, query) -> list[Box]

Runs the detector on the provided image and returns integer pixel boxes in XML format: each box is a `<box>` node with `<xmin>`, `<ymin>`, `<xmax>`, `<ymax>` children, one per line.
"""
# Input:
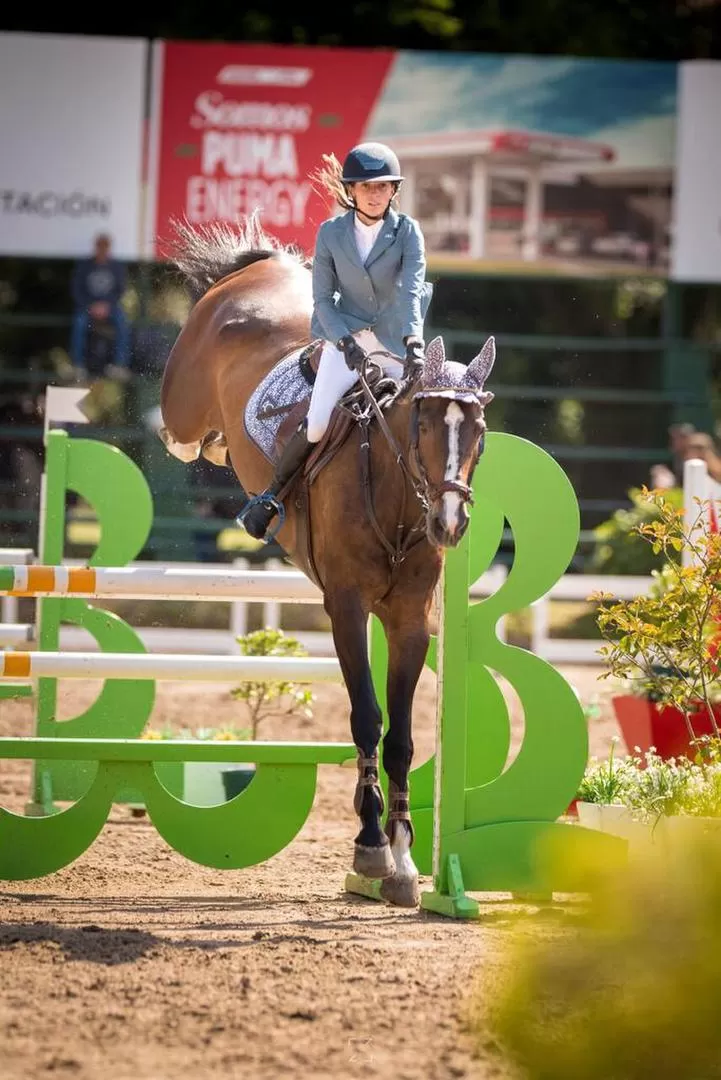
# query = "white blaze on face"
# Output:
<box><xmin>441</xmin><ymin>401</ymin><xmax>464</xmax><ymax>535</ymax></box>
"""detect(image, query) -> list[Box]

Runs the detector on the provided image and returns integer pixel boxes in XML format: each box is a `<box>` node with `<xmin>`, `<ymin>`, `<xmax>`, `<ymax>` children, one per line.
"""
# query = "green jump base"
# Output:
<box><xmin>420</xmin><ymin>889</ymin><xmax>481</xmax><ymax>919</ymax></box>
<box><xmin>0</xmin><ymin>737</ymin><xmax>357</xmax><ymax>766</ymax></box>
<box><xmin>0</xmin><ymin>685</ymin><xmax>33</xmax><ymax>700</ymax></box>
<box><xmin>344</xmin><ymin>872</ymin><xmax>384</xmax><ymax>901</ymax></box>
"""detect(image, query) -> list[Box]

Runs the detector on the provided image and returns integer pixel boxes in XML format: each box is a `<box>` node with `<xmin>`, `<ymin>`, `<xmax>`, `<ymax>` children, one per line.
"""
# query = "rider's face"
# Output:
<box><xmin>351</xmin><ymin>181</ymin><xmax>394</xmax><ymax>219</ymax></box>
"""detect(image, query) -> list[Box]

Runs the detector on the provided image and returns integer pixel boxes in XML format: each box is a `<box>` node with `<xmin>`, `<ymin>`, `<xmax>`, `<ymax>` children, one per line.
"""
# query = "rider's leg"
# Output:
<box><xmin>237</xmin><ymin>419</ymin><xmax>314</xmax><ymax>540</ymax></box>
<box><xmin>306</xmin><ymin>341</ymin><xmax>359</xmax><ymax>442</ymax></box>
<box><xmin>238</xmin><ymin>341</ymin><xmax>356</xmax><ymax>541</ymax></box>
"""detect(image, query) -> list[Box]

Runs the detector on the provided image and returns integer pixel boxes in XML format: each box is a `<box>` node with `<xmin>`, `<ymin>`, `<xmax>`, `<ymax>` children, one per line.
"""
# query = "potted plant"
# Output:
<box><xmin>142</xmin><ymin>723</ymin><xmax>255</xmax><ymax>805</ymax></box>
<box><xmin>574</xmin><ymin>737</ymin><xmax>721</xmax><ymax>857</ymax></box>
<box><xmin>575</xmin><ymin>736</ymin><xmax>637</xmax><ymax>833</ymax></box>
<box><xmin>225</xmin><ymin>627</ymin><xmax>315</xmax><ymax>799</ymax></box>
<box><xmin>142</xmin><ymin>628</ymin><xmax>315</xmax><ymax>805</ymax></box>
<box><xmin>592</xmin><ymin>487</ymin><xmax>721</xmax><ymax>760</ymax></box>
<box><xmin>624</xmin><ymin>738</ymin><xmax>721</xmax><ymax>852</ymax></box>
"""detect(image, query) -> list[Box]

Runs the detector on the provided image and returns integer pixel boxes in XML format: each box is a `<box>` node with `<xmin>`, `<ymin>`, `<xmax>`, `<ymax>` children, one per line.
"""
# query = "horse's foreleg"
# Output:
<box><xmin>325</xmin><ymin>588</ymin><xmax>395</xmax><ymax>880</ymax></box>
<box><xmin>379</xmin><ymin>615</ymin><xmax>430</xmax><ymax>907</ymax></box>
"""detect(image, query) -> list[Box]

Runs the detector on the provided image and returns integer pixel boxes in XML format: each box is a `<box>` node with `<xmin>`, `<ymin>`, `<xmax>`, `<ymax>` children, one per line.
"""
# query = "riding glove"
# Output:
<box><xmin>337</xmin><ymin>335</ymin><xmax>367</xmax><ymax>372</ymax></box>
<box><xmin>403</xmin><ymin>338</ymin><xmax>425</xmax><ymax>383</ymax></box>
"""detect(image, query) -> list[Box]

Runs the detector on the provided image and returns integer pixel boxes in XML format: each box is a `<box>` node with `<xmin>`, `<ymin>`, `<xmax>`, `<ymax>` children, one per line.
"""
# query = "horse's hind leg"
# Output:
<box><xmin>378</xmin><ymin>608</ymin><xmax>430</xmax><ymax>908</ymax></box>
<box><xmin>325</xmin><ymin>586</ymin><xmax>395</xmax><ymax>881</ymax></box>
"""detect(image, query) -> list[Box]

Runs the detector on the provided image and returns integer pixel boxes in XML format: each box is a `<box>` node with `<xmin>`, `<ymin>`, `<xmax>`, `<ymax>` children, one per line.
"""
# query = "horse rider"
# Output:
<box><xmin>238</xmin><ymin>140</ymin><xmax>433</xmax><ymax>541</ymax></box>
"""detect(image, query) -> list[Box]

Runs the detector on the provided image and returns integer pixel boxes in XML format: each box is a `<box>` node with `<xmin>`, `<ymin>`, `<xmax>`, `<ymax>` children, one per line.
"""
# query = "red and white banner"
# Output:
<box><xmin>146</xmin><ymin>41</ymin><xmax>395</xmax><ymax>258</ymax></box>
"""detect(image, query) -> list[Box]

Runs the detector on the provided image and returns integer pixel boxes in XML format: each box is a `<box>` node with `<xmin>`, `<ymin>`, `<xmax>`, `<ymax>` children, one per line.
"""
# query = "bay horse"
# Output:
<box><xmin>159</xmin><ymin>216</ymin><xmax>495</xmax><ymax>907</ymax></box>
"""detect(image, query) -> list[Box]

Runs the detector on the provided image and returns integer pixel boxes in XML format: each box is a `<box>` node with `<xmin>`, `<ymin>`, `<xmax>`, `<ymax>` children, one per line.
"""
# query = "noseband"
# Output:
<box><xmin>353</xmin><ymin>359</ymin><xmax>485</xmax><ymax>579</ymax></box>
<box><xmin>409</xmin><ymin>389</ymin><xmax>484</xmax><ymax>508</ymax></box>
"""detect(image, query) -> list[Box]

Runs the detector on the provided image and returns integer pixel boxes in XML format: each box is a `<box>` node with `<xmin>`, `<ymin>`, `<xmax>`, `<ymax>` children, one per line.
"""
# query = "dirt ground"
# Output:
<box><xmin>0</xmin><ymin>664</ymin><xmax>620</xmax><ymax>1080</ymax></box>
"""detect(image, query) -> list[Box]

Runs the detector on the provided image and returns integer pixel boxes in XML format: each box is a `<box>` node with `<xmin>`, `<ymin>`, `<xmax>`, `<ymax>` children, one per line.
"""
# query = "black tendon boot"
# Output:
<box><xmin>236</xmin><ymin>423</ymin><xmax>313</xmax><ymax>541</ymax></box>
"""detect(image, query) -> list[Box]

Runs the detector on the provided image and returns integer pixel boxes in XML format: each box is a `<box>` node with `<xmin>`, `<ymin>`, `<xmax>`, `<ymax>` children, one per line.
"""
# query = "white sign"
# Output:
<box><xmin>44</xmin><ymin>387</ymin><xmax>91</xmax><ymax>436</ymax></box>
<box><xmin>671</xmin><ymin>61</ymin><xmax>721</xmax><ymax>283</ymax></box>
<box><xmin>0</xmin><ymin>32</ymin><xmax>147</xmax><ymax>259</ymax></box>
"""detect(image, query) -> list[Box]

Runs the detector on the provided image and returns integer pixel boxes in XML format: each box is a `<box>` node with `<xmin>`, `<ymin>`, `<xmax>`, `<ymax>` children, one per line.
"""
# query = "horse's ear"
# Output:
<box><xmin>422</xmin><ymin>336</ymin><xmax>446</xmax><ymax>386</ymax></box>
<box><xmin>463</xmin><ymin>336</ymin><xmax>496</xmax><ymax>391</ymax></box>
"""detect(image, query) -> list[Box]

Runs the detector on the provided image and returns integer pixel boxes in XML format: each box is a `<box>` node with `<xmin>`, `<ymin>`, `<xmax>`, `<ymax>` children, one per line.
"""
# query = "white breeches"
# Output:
<box><xmin>305</xmin><ymin>329</ymin><xmax>403</xmax><ymax>444</ymax></box>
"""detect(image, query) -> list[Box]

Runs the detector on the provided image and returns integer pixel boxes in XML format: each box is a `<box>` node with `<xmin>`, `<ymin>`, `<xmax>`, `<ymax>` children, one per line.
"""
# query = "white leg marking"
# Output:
<box><xmin>442</xmin><ymin>401</ymin><xmax>464</xmax><ymax>535</ymax></box>
<box><xmin>390</xmin><ymin>824</ymin><xmax>418</xmax><ymax>880</ymax></box>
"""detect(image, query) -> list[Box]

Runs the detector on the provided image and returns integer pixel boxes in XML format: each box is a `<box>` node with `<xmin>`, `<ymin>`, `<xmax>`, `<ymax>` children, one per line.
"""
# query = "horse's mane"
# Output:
<box><xmin>166</xmin><ymin>213</ymin><xmax>308</xmax><ymax>301</ymax></box>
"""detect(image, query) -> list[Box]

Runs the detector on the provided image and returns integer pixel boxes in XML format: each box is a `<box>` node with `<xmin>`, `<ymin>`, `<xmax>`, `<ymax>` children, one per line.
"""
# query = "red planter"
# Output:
<box><xmin>612</xmin><ymin>695</ymin><xmax>721</xmax><ymax>760</ymax></box>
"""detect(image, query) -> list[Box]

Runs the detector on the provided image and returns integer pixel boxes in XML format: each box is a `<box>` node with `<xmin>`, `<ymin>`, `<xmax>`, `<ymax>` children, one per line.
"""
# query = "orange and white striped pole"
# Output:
<box><xmin>0</xmin><ymin>565</ymin><xmax>322</xmax><ymax>603</ymax></box>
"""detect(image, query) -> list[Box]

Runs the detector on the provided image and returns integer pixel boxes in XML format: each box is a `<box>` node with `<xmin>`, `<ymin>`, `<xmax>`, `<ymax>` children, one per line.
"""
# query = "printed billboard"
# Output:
<box><xmin>146</xmin><ymin>44</ymin><xmax>680</xmax><ymax>277</ymax></box>
<box><xmin>0</xmin><ymin>34</ymin><xmax>717</xmax><ymax>282</ymax></box>
<box><xmin>367</xmin><ymin>53</ymin><xmax>677</xmax><ymax>277</ymax></box>
<box><xmin>0</xmin><ymin>32</ymin><xmax>147</xmax><ymax>259</ymax></box>
<box><xmin>146</xmin><ymin>41</ymin><xmax>395</xmax><ymax>258</ymax></box>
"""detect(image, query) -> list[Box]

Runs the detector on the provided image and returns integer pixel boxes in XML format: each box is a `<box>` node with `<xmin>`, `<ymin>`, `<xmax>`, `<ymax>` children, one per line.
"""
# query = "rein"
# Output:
<box><xmin>344</xmin><ymin>354</ymin><xmax>427</xmax><ymax>575</ymax></box>
<box><xmin>356</xmin><ymin>356</ymin><xmax>427</xmax><ymax>505</ymax></box>
<box><xmin>408</xmin><ymin>390</ymin><xmax>478</xmax><ymax>507</ymax></box>
<box><xmin>351</xmin><ymin>352</ymin><xmax>477</xmax><ymax>577</ymax></box>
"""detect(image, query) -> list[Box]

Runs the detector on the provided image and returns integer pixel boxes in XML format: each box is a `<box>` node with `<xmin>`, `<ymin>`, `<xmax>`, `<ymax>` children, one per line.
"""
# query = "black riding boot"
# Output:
<box><xmin>236</xmin><ymin>424</ymin><xmax>313</xmax><ymax>541</ymax></box>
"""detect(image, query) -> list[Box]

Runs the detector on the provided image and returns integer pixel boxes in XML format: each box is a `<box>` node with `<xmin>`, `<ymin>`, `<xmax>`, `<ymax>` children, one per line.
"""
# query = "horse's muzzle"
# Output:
<box><xmin>425</xmin><ymin>492</ymin><xmax>471</xmax><ymax>548</ymax></box>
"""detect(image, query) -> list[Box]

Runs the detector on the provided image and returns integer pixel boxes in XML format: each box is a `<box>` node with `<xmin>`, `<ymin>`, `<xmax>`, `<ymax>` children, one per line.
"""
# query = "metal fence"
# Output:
<box><xmin>1</xmin><ymin>278</ymin><xmax>718</xmax><ymax>568</ymax></box>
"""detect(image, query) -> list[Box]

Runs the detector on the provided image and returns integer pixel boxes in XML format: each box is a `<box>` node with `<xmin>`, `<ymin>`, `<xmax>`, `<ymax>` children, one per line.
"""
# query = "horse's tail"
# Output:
<box><xmin>166</xmin><ymin>212</ymin><xmax>306</xmax><ymax>302</ymax></box>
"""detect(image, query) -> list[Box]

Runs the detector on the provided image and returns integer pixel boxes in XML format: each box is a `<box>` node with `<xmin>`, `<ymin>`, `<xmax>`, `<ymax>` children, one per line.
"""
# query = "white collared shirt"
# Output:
<box><xmin>354</xmin><ymin>215</ymin><xmax>384</xmax><ymax>264</ymax></box>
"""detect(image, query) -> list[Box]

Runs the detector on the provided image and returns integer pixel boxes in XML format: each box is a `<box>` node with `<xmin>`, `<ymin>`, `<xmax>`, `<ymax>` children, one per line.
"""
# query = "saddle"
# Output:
<box><xmin>209</xmin><ymin>340</ymin><xmax>402</xmax><ymax>586</ymax></box>
<box><xmin>275</xmin><ymin>341</ymin><xmax>400</xmax><ymax>485</ymax></box>
<box><xmin>199</xmin><ymin>341</ymin><xmax>324</xmax><ymax>468</ymax></box>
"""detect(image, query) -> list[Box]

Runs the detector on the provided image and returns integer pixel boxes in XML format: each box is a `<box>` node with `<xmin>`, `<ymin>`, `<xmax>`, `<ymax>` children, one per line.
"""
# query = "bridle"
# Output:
<box><xmin>408</xmin><ymin>389</ymin><xmax>484</xmax><ymax>509</ymax></box>
<box><xmin>352</xmin><ymin>354</ymin><xmax>485</xmax><ymax>576</ymax></box>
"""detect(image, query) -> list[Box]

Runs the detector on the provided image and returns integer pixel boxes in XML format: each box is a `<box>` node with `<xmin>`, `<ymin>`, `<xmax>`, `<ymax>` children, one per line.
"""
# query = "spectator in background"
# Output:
<box><xmin>649</xmin><ymin>463</ymin><xmax>677</xmax><ymax>490</ymax></box>
<box><xmin>682</xmin><ymin>432</ymin><xmax>721</xmax><ymax>483</ymax></box>
<box><xmin>69</xmin><ymin>232</ymin><xmax>131</xmax><ymax>380</ymax></box>
<box><xmin>668</xmin><ymin>422</ymin><xmax>697</xmax><ymax>483</ymax></box>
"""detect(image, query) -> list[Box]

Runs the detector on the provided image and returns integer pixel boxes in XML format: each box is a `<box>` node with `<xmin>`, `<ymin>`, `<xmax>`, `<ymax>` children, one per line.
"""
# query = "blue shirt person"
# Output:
<box><xmin>69</xmin><ymin>232</ymin><xmax>131</xmax><ymax>378</ymax></box>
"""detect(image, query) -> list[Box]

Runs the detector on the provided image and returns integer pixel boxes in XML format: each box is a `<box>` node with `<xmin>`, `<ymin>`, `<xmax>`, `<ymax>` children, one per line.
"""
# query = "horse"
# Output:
<box><xmin>159</xmin><ymin>216</ymin><xmax>495</xmax><ymax>907</ymax></box>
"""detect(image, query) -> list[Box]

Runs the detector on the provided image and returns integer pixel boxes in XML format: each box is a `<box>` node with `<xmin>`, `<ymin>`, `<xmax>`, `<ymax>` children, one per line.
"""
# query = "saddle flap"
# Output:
<box><xmin>274</xmin><ymin>400</ymin><xmax>355</xmax><ymax>485</ymax></box>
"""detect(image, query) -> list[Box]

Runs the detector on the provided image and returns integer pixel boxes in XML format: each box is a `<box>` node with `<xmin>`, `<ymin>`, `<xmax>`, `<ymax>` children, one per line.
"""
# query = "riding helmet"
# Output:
<box><xmin>341</xmin><ymin>142</ymin><xmax>404</xmax><ymax>183</ymax></box>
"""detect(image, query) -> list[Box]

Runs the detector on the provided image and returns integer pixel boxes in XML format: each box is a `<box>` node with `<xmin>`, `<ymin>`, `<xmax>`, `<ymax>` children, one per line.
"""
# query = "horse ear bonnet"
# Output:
<box><xmin>462</xmin><ymin>337</ymin><xmax>496</xmax><ymax>404</ymax></box>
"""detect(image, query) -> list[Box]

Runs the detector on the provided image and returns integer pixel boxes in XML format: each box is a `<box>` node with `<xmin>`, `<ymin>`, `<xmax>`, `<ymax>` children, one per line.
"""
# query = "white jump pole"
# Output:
<box><xmin>682</xmin><ymin>457</ymin><xmax>710</xmax><ymax>568</ymax></box>
<box><xmin>0</xmin><ymin>651</ymin><xmax>343</xmax><ymax>683</ymax></box>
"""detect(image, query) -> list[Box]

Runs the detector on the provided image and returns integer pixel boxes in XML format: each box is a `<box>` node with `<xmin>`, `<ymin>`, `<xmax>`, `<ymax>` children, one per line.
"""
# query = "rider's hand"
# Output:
<box><xmin>403</xmin><ymin>338</ymin><xmax>425</xmax><ymax>382</ymax></box>
<box><xmin>337</xmin><ymin>335</ymin><xmax>367</xmax><ymax>372</ymax></box>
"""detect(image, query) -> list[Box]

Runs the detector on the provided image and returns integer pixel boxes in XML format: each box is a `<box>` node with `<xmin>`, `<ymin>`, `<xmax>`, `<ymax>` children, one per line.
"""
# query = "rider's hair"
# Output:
<box><xmin>310</xmin><ymin>153</ymin><xmax>400</xmax><ymax>213</ymax></box>
<box><xmin>310</xmin><ymin>153</ymin><xmax>354</xmax><ymax>210</ymax></box>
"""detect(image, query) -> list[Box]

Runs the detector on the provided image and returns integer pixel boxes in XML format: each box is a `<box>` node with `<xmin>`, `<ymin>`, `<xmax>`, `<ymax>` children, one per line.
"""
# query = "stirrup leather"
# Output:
<box><xmin>235</xmin><ymin>491</ymin><xmax>286</xmax><ymax>543</ymax></box>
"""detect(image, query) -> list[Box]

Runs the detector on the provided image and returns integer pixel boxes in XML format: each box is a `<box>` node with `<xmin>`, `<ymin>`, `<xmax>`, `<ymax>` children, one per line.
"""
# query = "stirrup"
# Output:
<box><xmin>235</xmin><ymin>492</ymin><xmax>286</xmax><ymax>543</ymax></box>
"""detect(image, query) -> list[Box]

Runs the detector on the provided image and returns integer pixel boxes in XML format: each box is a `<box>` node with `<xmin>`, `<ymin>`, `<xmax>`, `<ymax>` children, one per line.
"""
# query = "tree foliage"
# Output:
<box><xmin>0</xmin><ymin>0</ymin><xmax>718</xmax><ymax>59</ymax></box>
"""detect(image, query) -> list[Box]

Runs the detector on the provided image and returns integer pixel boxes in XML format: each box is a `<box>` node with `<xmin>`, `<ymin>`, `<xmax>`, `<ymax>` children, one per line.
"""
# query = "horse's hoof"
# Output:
<box><xmin>380</xmin><ymin>874</ymin><xmax>420</xmax><ymax>908</ymax></box>
<box><xmin>353</xmin><ymin>842</ymin><xmax>395</xmax><ymax>880</ymax></box>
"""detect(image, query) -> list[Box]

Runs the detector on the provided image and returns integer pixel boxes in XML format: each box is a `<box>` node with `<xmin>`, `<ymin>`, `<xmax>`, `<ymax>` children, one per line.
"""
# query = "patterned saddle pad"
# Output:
<box><xmin>244</xmin><ymin>347</ymin><xmax>314</xmax><ymax>463</ymax></box>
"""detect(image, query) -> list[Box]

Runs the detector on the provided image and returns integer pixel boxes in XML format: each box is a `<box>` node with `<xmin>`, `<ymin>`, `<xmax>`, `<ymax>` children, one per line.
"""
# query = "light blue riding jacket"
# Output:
<box><xmin>310</xmin><ymin>207</ymin><xmax>433</xmax><ymax>358</ymax></box>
